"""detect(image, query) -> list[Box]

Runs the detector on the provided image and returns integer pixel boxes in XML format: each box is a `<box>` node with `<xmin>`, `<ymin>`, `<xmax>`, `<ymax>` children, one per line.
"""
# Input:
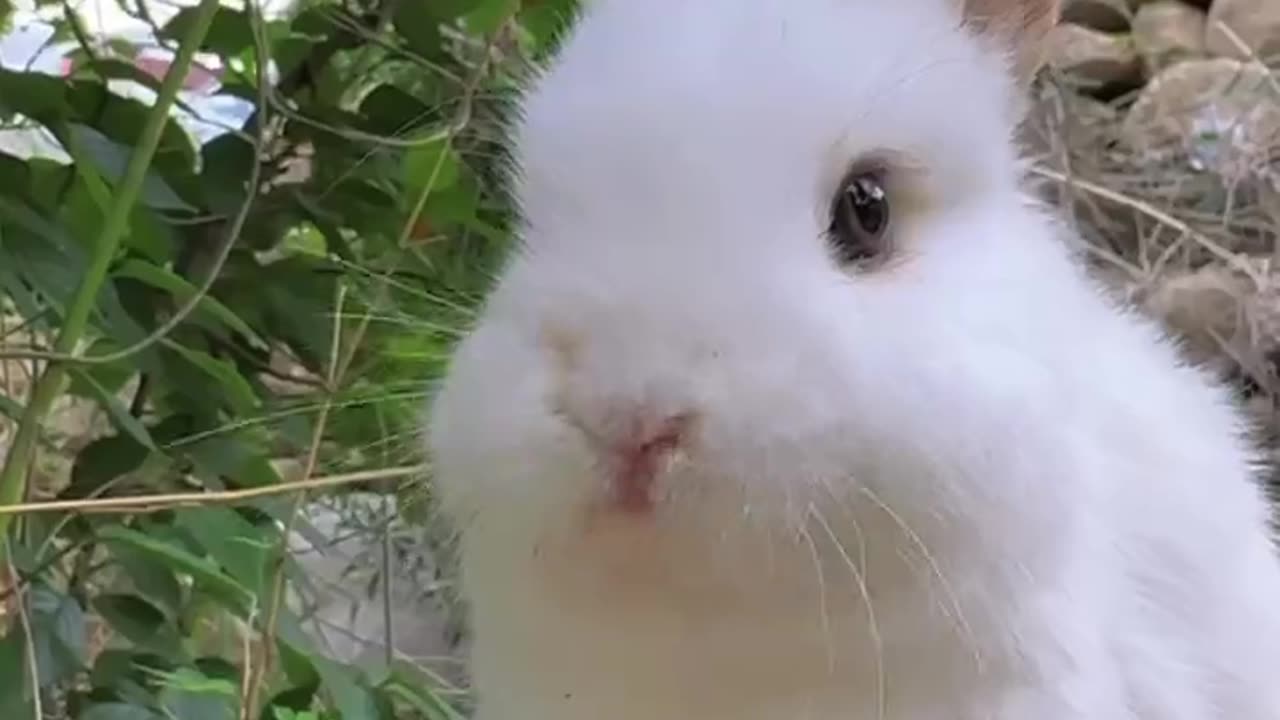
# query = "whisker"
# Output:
<box><xmin>814</xmin><ymin>478</ymin><xmax>868</xmax><ymax>581</ymax></box>
<box><xmin>797</xmin><ymin>523</ymin><xmax>838</xmax><ymax>674</ymax></box>
<box><xmin>859</xmin><ymin>485</ymin><xmax>985</xmax><ymax>676</ymax></box>
<box><xmin>809</xmin><ymin>504</ymin><xmax>886</xmax><ymax>720</ymax></box>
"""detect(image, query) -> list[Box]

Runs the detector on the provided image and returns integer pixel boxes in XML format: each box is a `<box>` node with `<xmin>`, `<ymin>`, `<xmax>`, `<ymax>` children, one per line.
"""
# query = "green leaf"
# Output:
<box><xmin>68</xmin><ymin>368</ymin><xmax>158</xmax><ymax>450</ymax></box>
<box><xmin>273</xmin><ymin>708</ymin><xmax>323</xmax><ymax>720</ymax></box>
<box><xmin>183</xmin><ymin>432</ymin><xmax>284</xmax><ymax>489</ymax></box>
<box><xmin>0</xmin><ymin>392</ymin><xmax>23</xmax><ymax>421</ymax></box>
<box><xmin>92</xmin><ymin>594</ymin><xmax>184</xmax><ymax>657</ymax></box>
<box><xmin>60</xmin><ymin>125</ymin><xmax>114</xmax><ymax>214</ymax></box>
<box><xmin>0</xmin><ymin>151</ymin><xmax>32</xmax><ymax>198</ymax></box>
<box><xmin>162</xmin><ymin>341</ymin><xmax>261</xmax><ymax>415</ymax></box>
<box><xmin>464</xmin><ymin>0</ymin><xmax>519</xmax><ymax>36</ymax></box>
<box><xmin>518</xmin><ymin>0</ymin><xmax>580</xmax><ymax>57</ymax></box>
<box><xmin>264</xmin><ymin>683</ymin><xmax>321</xmax><ymax>719</ymax></box>
<box><xmin>174</xmin><ymin>506</ymin><xmax>272</xmax><ymax>595</ymax></box>
<box><xmin>0</xmin><ymin>192</ymin><xmax>81</xmax><ymax>256</ymax></box>
<box><xmin>357</xmin><ymin>84</ymin><xmax>437</xmax><ymax>137</ymax></box>
<box><xmin>27</xmin><ymin>585</ymin><xmax>89</xmax><ymax>687</ymax></box>
<box><xmin>81</xmin><ymin>702</ymin><xmax>163</xmax><ymax>720</ymax></box>
<box><xmin>155</xmin><ymin>666</ymin><xmax>239</xmax><ymax>720</ymax></box>
<box><xmin>98</xmin><ymin>526</ymin><xmax>253</xmax><ymax>613</ymax></box>
<box><xmin>57</xmin><ymin>176</ymin><xmax>111</xmax><ymax>260</ymax></box>
<box><xmin>0</xmin><ymin>239</ymin><xmax>43</xmax><ymax>322</ymax></box>
<box><xmin>66</xmin><ymin>433</ymin><xmax>152</xmax><ymax>500</ymax></box>
<box><xmin>200</xmin><ymin>133</ymin><xmax>255</xmax><ymax>210</ymax></box>
<box><xmin>278</xmin><ymin>607</ymin><xmax>380</xmax><ymax>720</ymax></box>
<box><xmin>64</xmin><ymin>124</ymin><xmax>196</xmax><ymax>212</ymax></box>
<box><xmin>65</xmin><ymin>342</ymin><xmax>137</xmax><ymax>397</ymax></box>
<box><xmin>159</xmin><ymin>685</ymin><xmax>237</xmax><ymax>720</ymax></box>
<box><xmin>392</xmin><ymin>3</ymin><xmax>446</xmax><ymax>61</ymax></box>
<box><xmin>0</xmin><ymin>627</ymin><xmax>35</xmax><ymax>717</ymax></box>
<box><xmin>382</xmin><ymin>681</ymin><xmax>465</xmax><ymax>720</ymax></box>
<box><xmin>63</xmin><ymin>80</ymin><xmax>199</xmax><ymax>178</ymax></box>
<box><xmin>401</xmin><ymin>136</ymin><xmax>459</xmax><ymax>202</ymax></box>
<box><xmin>242</xmin><ymin>257</ymin><xmax>339</xmax><ymax>373</ymax></box>
<box><xmin>161</xmin><ymin>5</ymin><xmax>253</xmax><ymax>57</ymax></box>
<box><xmin>312</xmin><ymin>655</ymin><xmax>379</xmax><ymax>720</ymax></box>
<box><xmin>274</xmin><ymin>611</ymin><xmax>323</xmax><ymax>684</ymax></box>
<box><xmin>0</xmin><ymin>202</ymin><xmax>90</xmax><ymax>315</ymax></box>
<box><xmin>0</xmin><ymin>68</ymin><xmax>68</xmax><ymax>122</ymax></box>
<box><xmin>109</xmin><ymin>541</ymin><xmax>186</xmax><ymax>617</ymax></box>
<box><xmin>81</xmin><ymin>58</ymin><xmax>166</xmax><ymax>91</ymax></box>
<box><xmin>113</xmin><ymin>259</ymin><xmax>262</xmax><ymax>343</ymax></box>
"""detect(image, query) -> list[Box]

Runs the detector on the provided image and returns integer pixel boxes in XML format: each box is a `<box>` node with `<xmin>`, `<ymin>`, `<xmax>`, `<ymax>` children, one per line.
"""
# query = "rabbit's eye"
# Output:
<box><xmin>828</xmin><ymin>172</ymin><xmax>891</xmax><ymax>267</ymax></box>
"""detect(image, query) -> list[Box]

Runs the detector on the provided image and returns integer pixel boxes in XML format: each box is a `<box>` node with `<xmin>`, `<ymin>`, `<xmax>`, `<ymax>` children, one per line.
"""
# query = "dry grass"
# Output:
<box><xmin>1023</xmin><ymin>54</ymin><xmax>1280</xmax><ymax>474</ymax></box>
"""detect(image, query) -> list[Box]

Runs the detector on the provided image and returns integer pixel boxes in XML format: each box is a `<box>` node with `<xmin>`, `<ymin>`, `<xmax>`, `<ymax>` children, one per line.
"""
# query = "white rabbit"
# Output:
<box><xmin>424</xmin><ymin>0</ymin><xmax>1280</xmax><ymax>718</ymax></box>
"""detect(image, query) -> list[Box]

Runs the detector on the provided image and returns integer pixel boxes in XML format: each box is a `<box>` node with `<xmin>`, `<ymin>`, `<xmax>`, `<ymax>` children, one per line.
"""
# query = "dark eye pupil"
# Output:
<box><xmin>845</xmin><ymin>178</ymin><xmax>887</xmax><ymax>233</ymax></box>
<box><xmin>829</xmin><ymin>173</ymin><xmax>891</xmax><ymax>266</ymax></box>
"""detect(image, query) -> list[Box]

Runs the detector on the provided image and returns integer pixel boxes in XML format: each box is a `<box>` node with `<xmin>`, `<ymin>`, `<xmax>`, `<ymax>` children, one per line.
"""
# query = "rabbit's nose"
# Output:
<box><xmin>562</xmin><ymin>404</ymin><xmax>696</xmax><ymax>514</ymax></box>
<box><xmin>598</xmin><ymin>412</ymin><xmax>692</xmax><ymax>513</ymax></box>
<box><xmin>539</xmin><ymin>320</ymin><xmax>701</xmax><ymax>512</ymax></box>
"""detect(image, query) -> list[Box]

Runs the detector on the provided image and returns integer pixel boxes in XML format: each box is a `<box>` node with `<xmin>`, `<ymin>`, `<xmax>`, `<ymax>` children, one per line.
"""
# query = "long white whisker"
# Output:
<box><xmin>798</xmin><ymin>522</ymin><xmax>838</xmax><ymax>674</ymax></box>
<box><xmin>809</xmin><ymin>504</ymin><xmax>886</xmax><ymax>720</ymax></box>
<box><xmin>814</xmin><ymin>478</ymin><xmax>868</xmax><ymax>582</ymax></box>
<box><xmin>859</xmin><ymin>485</ymin><xmax>985</xmax><ymax>675</ymax></box>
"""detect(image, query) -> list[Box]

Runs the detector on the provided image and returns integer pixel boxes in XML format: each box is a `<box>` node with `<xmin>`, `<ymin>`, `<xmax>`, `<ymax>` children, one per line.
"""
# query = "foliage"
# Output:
<box><xmin>0</xmin><ymin>0</ymin><xmax>578</xmax><ymax>716</ymax></box>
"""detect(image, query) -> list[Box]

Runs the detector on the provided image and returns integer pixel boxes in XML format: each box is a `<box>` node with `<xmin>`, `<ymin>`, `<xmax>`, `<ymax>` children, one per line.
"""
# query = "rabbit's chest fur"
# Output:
<box><xmin>446</xmin><ymin>298</ymin><xmax>1280</xmax><ymax>719</ymax></box>
<box><xmin>456</xmin><ymin>383</ymin><xmax>1280</xmax><ymax>720</ymax></box>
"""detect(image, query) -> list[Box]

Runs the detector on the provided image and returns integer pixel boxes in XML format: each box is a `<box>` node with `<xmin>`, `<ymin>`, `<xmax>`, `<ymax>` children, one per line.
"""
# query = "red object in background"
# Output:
<box><xmin>135</xmin><ymin>53</ymin><xmax>221</xmax><ymax>93</ymax></box>
<box><xmin>57</xmin><ymin>48</ymin><xmax>221</xmax><ymax>94</ymax></box>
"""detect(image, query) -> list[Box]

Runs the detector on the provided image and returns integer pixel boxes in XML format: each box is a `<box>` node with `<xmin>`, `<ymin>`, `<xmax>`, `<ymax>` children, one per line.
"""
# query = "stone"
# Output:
<box><xmin>1123</xmin><ymin>58</ymin><xmax>1280</xmax><ymax>182</ymax></box>
<box><xmin>1045</xmin><ymin>22</ymin><xmax>1144</xmax><ymax>87</ymax></box>
<box><xmin>1132</xmin><ymin>1</ymin><xmax>1207</xmax><ymax>73</ymax></box>
<box><xmin>1205</xmin><ymin>0</ymin><xmax>1280</xmax><ymax>62</ymax></box>
<box><xmin>1140</xmin><ymin>260</ymin><xmax>1280</xmax><ymax>375</ymax></box>
<box><xmin>1062</xmin><ymin>0</ymin><xmax>1132</xmax><ymax>33</ymax></box>
<box><xmin>287</xmin><ymin>493</ymin><xmax>464</xmax><ymax>682</ymax></box>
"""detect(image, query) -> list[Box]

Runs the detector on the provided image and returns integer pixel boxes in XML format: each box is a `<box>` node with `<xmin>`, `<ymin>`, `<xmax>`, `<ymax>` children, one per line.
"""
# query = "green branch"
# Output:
<box><xmin>0</xmin><ymin>0</ymin><xmax>223</xmax><ymax>549</ymax></box>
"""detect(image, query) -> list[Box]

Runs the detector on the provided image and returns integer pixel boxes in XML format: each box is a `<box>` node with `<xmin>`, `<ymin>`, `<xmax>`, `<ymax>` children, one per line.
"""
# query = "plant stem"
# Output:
<box><xmin>0</xmin><ymin>0</ymin><xmax>222</xmax><ymax>552</ymax></box>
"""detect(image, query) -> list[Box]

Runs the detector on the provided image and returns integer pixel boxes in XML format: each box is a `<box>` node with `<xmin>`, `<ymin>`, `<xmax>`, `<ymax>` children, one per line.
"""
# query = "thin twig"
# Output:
<box><xmin>1211</xmin><ymin>20</ymin><xmax>1280</xmax><ymax>99</ymax></box>
<box><xmin>0</xmin><ymin>465</ymin><xmax>424</xmax><ymax>517</ymax></box>
<box><xmin>0</xmin><ymin>538</ymin><xmax>89</xmax><ymax>605</ymax></box>
<box><xmin>242</xmin><ymin>280</ymin><xmax>349</xmax><ymax>716</ymax></box>
<box><xmin>5</xmin><ymin>540</ymin><xmax>44</xmax><ymax>720</ymax></box>
<box><xmin>1030</xmin><ymin>165</ymin><xmax>1267</xmax><ymax>284</ymax></box>
<box><xmin>239</xmin><ymin>18</ymin><xmax>502</xmax><ymax>713</ymax></box>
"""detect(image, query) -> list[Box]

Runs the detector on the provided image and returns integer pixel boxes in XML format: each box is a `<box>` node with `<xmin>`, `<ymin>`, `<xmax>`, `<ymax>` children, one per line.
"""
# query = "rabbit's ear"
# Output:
<box><xmin>960</xmin><ymin>0</ymin><xmax>1061</xmax><ymax>84</ymax></box>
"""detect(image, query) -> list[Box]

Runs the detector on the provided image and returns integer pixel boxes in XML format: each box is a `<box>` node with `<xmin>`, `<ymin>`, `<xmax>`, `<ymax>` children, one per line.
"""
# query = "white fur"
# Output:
<box><xmin>425</xmin><ymin>0</ymin><xmax>1280</xmax><ymax>717</ymax></box>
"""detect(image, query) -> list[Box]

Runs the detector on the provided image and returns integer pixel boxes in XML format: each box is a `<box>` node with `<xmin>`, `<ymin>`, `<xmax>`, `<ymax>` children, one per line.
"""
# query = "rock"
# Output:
<box><xmin>1045</xmin><ymin>23</ymin><xmax>1144</xmax><ymax>87</ymax></box>
<box><xmin>1132</xmin><ymin>1</ymin><xmax>1207</xmax><ymax>73</ymax></box>
<box><xmin>1140</xmin><ymin>261</ymin><xmax>1280</xmax><ymax>374</ymax></box>
<box><xmin>287</xmin><ymin>494</ymin><xmax>464</xmax><ymax>682</ymax></box>
<box><xmin>1020</xmin><ymin>82</ymin><xmax>1120</xmax><ymax>164</ymax></box>
<box><xmin>1123</xmin><ymin>58</ymin><xmax>1280</xmax><ymax>182</ymax></box>
<box><xmin>1062</xmin><ymin>0</ymin><xmax>1131</xmax><ymax>33</ymax></box>
<box><xmin>1205</xmin><ymin>0</ymin><xmax>1280</xmax><ymax>61</ymax></box>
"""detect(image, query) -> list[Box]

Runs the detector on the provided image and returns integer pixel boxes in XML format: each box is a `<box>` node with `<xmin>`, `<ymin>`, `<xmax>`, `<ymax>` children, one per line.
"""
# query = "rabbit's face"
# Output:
<box><xmin>428</xmin><ymin>0</ymin><xmax>1076</xmax><ymax>579</ymax></box>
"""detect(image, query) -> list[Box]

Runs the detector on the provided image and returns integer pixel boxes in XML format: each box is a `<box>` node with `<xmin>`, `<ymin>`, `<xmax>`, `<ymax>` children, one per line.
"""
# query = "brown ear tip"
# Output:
<box><xmin>960</xmin><ymin>0</ymin><xmax>1064</xmax><ymax>84</ymax></box>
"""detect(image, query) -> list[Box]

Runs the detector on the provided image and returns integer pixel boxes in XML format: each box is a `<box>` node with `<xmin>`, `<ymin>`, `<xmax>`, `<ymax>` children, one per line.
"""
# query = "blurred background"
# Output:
<box><xmin>0</xmin><ymin>0</ymin><xmax>1277</xmax><ymax>718</ymax></box>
